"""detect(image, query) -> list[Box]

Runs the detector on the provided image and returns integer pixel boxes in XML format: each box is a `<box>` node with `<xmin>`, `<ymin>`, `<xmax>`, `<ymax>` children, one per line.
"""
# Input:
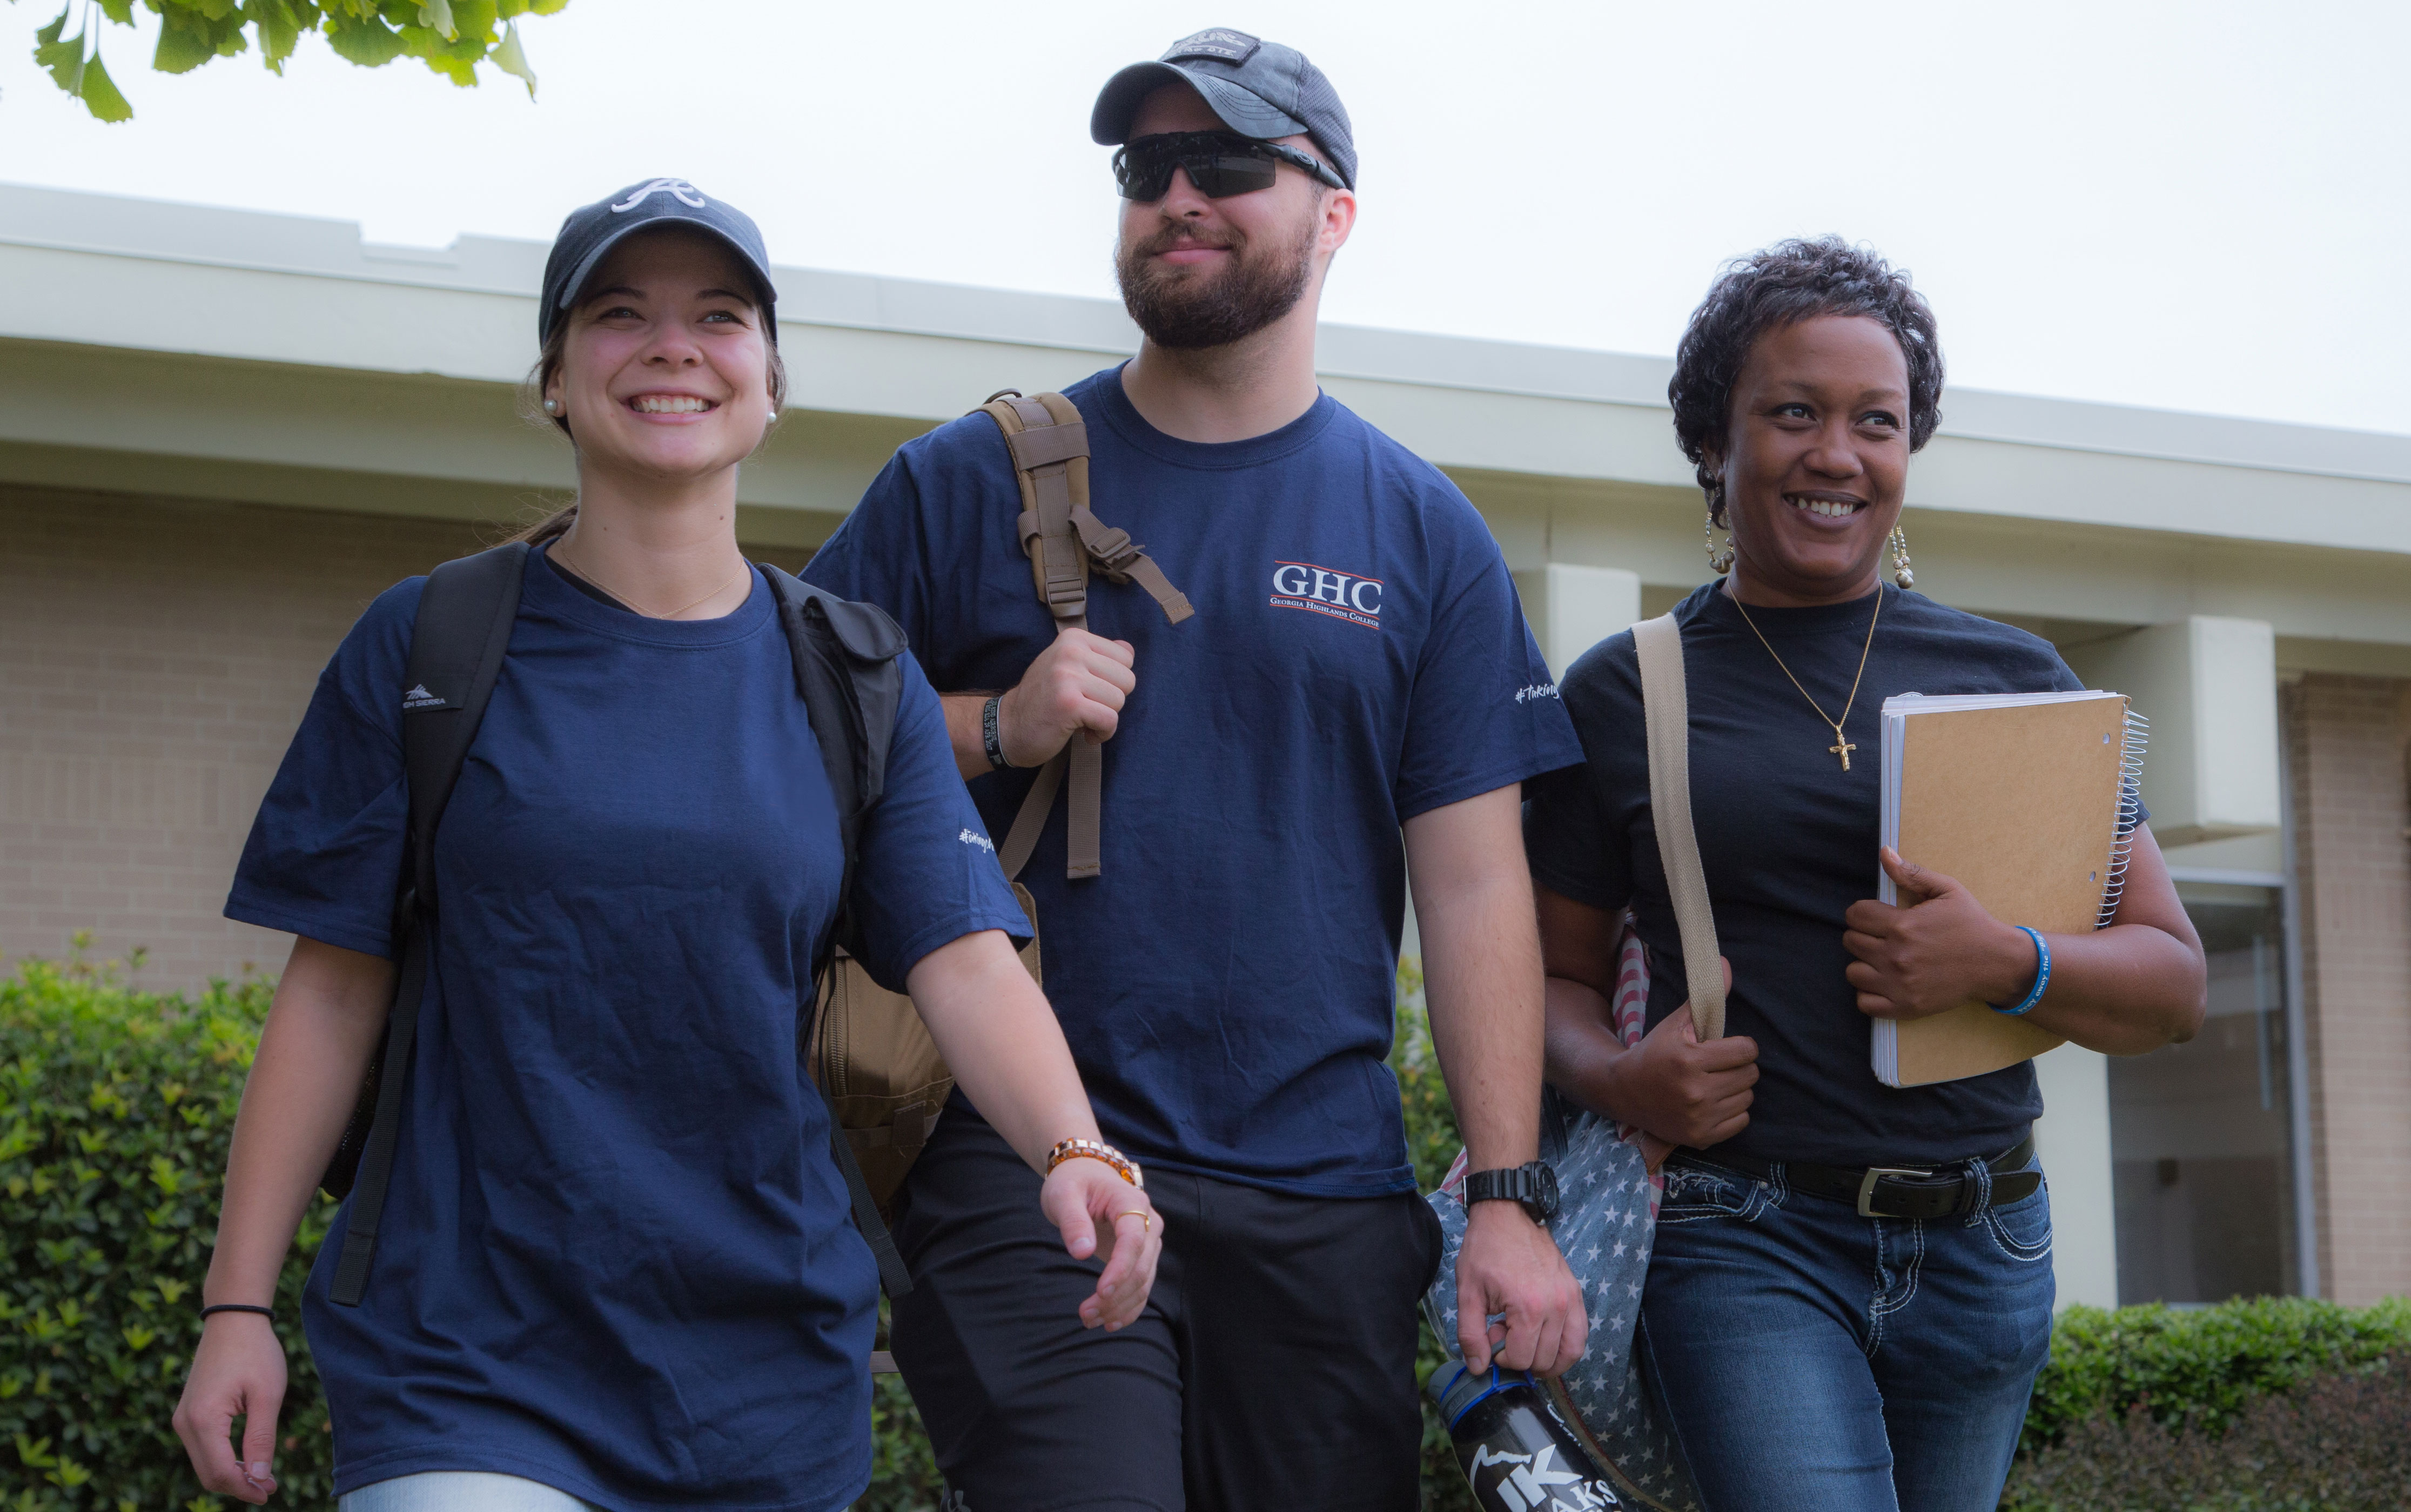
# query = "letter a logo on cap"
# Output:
<box><xmin>1165</xmin><ymin>28</ymin><xmax>1260</xmax><ymax>63</ymax></box>
<box><xmin>611</xmin><ymin>178</ymin><xmax>708</xmax><ymax>213</ymax></box>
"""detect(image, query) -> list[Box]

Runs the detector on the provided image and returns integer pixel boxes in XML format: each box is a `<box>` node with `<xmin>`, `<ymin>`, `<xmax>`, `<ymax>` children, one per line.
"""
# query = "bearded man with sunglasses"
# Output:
<box><xmin>804</xmin><ymin>30</ymin><xmax>1587</xmax><ymax>1510</ymax></box>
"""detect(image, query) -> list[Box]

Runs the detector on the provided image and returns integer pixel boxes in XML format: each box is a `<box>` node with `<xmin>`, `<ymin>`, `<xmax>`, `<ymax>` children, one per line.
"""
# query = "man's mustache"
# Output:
<box><xmin>1133</xmin><ymin>227</ymin><xmax>1243</xmax><ymax>259</ymax></box>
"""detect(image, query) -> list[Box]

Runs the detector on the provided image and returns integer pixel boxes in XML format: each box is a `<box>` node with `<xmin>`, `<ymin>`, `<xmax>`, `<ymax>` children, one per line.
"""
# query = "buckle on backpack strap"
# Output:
<box><xmin>1082</xmin><ymin>526</ymin><xmax>1140</xmax><ymax>577</ymax></box>
<box><xmin>1857</xmin><ymin>1167</ymin><xmax>1930</xmax><ymax>1217</ymax></box>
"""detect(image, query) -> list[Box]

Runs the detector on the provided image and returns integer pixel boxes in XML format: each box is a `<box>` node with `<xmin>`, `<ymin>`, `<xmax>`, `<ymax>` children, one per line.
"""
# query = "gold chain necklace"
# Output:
<box><xmin>1728</xmin><ymin>584</ymin><xmax>1884</xmax><ymax>771</ymax></box>
<box><xmin>555</xmin><ymin>541</ymin><xmax>750</xmax><ymax>620</ymax></box>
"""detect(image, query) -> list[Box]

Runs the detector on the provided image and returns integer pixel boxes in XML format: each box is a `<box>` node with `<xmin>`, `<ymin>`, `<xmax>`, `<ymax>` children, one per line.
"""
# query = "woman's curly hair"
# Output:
<box><xmin>1668</xmin><ymin>236</ymin><xmax>1944</xmax><ymax>522</ymax></box>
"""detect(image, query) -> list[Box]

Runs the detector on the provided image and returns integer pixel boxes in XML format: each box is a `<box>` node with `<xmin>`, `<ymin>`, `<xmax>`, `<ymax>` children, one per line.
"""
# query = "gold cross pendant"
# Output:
<box><xmin>1831</xmin><ymin>740</ymin><xmax>1856</xmax><ymax>771</ymax></box>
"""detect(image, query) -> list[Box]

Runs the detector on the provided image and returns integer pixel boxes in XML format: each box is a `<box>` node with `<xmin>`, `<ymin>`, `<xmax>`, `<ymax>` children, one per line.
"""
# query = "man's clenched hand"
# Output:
<box><xmin>1456</xmin><ymin>1199</ymin><xmax>1588</xmax><ymax>1377</ymax></box>
<box><xmin>998</xmin><ymin>628</ymin><xmax>1136</xmax><ymax>767</ymax></box>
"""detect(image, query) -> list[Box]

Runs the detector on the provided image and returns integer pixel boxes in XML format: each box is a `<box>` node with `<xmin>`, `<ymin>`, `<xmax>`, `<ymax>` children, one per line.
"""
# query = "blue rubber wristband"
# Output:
<box><xmin>1992</xmin><ymin>926</ymin><xmax>2050</xmax><ymax>1016</ymax></box>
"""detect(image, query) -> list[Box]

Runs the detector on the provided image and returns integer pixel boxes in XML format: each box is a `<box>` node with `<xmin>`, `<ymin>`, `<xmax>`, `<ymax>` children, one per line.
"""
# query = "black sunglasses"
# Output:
<box><xmin>1113</xmin><ymin>130</ymin><xmax>1347</xmax><ymax>201</ymax></box>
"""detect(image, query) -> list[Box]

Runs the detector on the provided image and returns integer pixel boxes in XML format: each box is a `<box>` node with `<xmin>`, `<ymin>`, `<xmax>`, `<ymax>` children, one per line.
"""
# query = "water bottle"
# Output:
<box><xmin>1429</xmin><ymin>1361</ymin><xmax>1624</xmax><ymax>1511</ymax></box>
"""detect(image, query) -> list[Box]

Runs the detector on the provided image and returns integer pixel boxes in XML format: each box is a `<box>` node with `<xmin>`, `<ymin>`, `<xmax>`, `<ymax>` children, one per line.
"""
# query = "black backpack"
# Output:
<box><xmin>319</xmin><ymin>541</ymin><xmax>914</xmax><ymax>1306</ymax></box>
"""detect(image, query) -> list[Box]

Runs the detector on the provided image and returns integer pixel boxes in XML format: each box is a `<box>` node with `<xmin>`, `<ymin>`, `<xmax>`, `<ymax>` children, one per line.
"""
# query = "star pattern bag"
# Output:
<box><xmin>1423</xmin><ymin>920</ymin><xmax>1702</xmax><ymax>1512</ymax></box>
<box><xmin>1423</xmin><ymin>610</ymin><xmax>1723</xmax><ymax>1511</ymax></box>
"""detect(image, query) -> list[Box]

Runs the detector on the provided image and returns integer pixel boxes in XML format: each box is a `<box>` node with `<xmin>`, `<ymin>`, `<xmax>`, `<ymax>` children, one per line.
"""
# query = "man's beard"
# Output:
<box><xmin>1115</xmin><ymin>214</ymin><xmax>1317</xmax><ymax>352</ymax></box>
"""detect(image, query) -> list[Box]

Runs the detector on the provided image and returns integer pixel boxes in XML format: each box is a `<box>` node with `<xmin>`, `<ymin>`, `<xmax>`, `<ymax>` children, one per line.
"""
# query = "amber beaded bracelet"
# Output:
<box><xmin>1045</xmin><ymin>1138</ymin><xmax>1143</xmax><ymax>1189</ymax></box>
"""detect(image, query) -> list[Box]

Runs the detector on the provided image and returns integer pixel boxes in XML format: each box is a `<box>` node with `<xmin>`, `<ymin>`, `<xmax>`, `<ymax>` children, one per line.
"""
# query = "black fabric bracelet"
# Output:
<box><xmin>199</xmin><ymin>1303</ymin><xmax>275</xmax><ymax>1322</ymax></box>
<box><xmin>982</xmin><ymin>694</ymin><xmax>1011</xmax><ymax>770</ymax></box>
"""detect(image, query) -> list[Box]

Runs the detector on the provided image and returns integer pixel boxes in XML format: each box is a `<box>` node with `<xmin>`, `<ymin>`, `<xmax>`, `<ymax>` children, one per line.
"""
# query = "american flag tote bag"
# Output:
<box><xmin>1422</xmin><ymin>918</ymin><xmax>1703</xmax><ymax>1512</ymax></box>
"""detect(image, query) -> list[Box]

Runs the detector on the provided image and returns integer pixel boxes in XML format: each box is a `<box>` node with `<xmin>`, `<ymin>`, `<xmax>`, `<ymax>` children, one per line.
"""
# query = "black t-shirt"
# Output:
<box><xmin>1526</xmin><ymin>579</ymin><xmax>2092</xmax><ymax>1167</ymax></box>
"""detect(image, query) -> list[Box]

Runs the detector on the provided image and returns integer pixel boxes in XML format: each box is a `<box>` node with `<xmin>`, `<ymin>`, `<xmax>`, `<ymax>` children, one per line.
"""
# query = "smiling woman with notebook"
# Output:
<box><xmin>1524</xmin><ymin>238</ymin><xmax>2208</xmax><ymax>1512</ymax></box>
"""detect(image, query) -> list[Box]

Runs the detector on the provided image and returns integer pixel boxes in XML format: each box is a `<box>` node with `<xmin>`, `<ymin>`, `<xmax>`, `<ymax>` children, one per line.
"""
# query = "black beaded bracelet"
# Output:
<box><xmin>199</xmin><ymin>1303</ymin><xmax>275</xmax><ymax>1322</ymax></box>
<box><xmin>982</xmin><ymin>694</ymin><xmax>1011</xmax><ymax>770</ymax></box>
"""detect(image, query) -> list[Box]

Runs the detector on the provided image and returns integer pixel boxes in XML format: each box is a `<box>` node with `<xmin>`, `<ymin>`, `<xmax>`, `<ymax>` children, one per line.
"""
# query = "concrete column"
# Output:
<box><xmin>2031</xmin><ymin>1043</ymin><xmax>2120</xmax><ymax>1308</ymax></box>
<box><xmin>1513</xmin><ymin>562</ymin><xmax>1642</xmax><ymax>681</ymax></box>
<box><xmin>2066</xmin><ymin>616</ymin><xmax>2282</xmax><ymax>846</ymax></box>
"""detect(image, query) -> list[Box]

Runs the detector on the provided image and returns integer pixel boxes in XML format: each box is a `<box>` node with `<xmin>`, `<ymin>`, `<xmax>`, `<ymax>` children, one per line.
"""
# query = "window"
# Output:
<box><xmin>2107</xmin><ymin>881</ymin><xmax>2298</xmax><ymax>1304</ymax></box>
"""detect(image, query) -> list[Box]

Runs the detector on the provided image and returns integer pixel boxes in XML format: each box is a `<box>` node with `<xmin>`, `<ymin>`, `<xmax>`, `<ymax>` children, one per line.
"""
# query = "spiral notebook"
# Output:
<box><xmin>1871</xmin><ymin>690</ymin><xmax>2147</xmax><ymax>1088</ymax></box>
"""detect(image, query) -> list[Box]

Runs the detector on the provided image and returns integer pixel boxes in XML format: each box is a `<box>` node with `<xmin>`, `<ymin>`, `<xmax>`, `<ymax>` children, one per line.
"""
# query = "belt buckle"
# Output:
<box><xmin>1857</xmin><ymin>1167</ymin><xmax>1929</xmax><ymax>1218</ymax></box>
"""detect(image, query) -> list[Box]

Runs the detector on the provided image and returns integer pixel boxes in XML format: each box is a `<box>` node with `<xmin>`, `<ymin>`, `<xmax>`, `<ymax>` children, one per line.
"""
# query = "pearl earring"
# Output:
<box><xmin>543</xmin><ymin>398</ymin><xmax>562</xmax><ymax>415</ymax></box>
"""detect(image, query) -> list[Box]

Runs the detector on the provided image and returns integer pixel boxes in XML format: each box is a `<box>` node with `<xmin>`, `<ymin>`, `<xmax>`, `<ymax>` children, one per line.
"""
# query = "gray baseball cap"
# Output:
<box><xmin>1091</xmin><ymin>28</ymin><xmax>1357</xmax><ymax>190</ymax></box>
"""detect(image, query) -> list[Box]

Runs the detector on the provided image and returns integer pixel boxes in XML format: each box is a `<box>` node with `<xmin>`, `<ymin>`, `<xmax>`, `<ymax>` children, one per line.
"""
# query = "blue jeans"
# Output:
<box><xmin>1638</xmin><ymin>1153</ymin><xmax>2055</xmax><ymax>1512</ymax></box>
<box><xmin>341</xmin><ymin>1474</ymin><xmax>601</xmax><ymax>1512</ymax></box>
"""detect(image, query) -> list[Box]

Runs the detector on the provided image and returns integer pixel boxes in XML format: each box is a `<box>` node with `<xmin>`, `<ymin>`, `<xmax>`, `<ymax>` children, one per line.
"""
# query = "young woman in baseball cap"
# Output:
<box><xmin>172</xmin><ymin>180</ymin><xmax>1161</xmax><ymax>1512</ymax></box>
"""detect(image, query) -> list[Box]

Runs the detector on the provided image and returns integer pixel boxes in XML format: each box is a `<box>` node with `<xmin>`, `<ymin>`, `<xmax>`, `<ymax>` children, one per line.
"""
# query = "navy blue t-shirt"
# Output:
<box><xmin>1526</xmin><ymin>580</ymin><xmax>2115</xmax><ymax>1168</ymax></box>
<box><xmin>226</xmin><ymin>546</ymin><xmax>1028</xmax><ymax>1512</ymax></box>
<box><xmin>804</xmin><ymin>365</ymin><xmax>1582</xmax><ymax>1197</ymax></box>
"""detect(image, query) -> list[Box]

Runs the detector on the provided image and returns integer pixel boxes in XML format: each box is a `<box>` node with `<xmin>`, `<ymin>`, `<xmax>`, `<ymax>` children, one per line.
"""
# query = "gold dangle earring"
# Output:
<box><xmin>1889</xmin><ymin>524</ymin><xmax>1915</xmax><ymax>590</ymax></box>
<box><xmin>1704</xmin><ymin>489</ymin><xmax>1736</xmax><ymax>575</ymax></box>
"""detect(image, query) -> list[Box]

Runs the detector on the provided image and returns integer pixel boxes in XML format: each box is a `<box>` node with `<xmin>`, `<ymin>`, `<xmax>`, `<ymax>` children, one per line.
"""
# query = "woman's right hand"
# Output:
<box><xmin>173</xmin><ymin>1314</ymin><xmax>289</xmax><ymax>1505</ymax></box>
<box><xmin>1601</xmin><ymin>967</ymin><xmax>1759</xmax><ymax>1151</ymax></box>
<box><xmin>1040</xmin><ymin>1160</ymin><xmax>1163</xmax><ymax>1333</ymax></box>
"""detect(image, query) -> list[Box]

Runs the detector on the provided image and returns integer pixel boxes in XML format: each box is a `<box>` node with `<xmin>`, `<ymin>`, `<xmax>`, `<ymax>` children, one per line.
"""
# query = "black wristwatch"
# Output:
<box><xmin>1463</xmin><ymin>1161</ymin><xmax>1560</xmax><ymax>1222</ymax></box>
<box><xmin>981</xmin><ymin>694</ymin><xmax>1012</xmax><ymax>770</ymax></box>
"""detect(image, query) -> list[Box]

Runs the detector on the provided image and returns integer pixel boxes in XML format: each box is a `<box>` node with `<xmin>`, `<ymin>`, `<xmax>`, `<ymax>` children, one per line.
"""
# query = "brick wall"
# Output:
<box><xmin>2285</xmin><ymin>674</ymin><xmax>2411</xmax><ymax>1305</ymax></box>
<box><xmin>1</xmin><ymin>484</ymin><xmax>818</xmax><ymax>991</ymax></box>
<box><xmin>0</xmin><ymin>485</ymin><xmax>488</xmax><ymax>987</ymax></box>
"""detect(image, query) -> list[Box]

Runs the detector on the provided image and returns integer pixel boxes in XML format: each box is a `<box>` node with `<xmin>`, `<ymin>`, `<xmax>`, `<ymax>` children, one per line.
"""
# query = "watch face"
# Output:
<box><xmin>1529</xmin><ymin>1162</ymin><xmax>1561</xmax><ymax>1219</ymax></box>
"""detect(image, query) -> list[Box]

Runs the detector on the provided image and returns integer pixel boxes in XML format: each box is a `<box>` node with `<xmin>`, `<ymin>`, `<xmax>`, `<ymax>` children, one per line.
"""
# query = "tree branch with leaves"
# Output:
<box><xmin>18</xmin><ymin>0</ymin><xmax>571</xmax><ymax>123</ymax></box>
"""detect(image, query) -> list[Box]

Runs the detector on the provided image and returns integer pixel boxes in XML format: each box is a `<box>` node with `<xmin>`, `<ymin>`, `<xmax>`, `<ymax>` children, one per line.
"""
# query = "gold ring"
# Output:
<box><xmin>1117</xmin><ymin>1209</ymin><xmax>1151</xmax><ymax>1233</ymax></box>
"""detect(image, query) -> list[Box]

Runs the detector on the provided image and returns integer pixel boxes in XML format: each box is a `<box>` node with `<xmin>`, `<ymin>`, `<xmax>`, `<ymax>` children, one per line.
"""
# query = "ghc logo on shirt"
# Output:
<box><xmin>1270</xmin><ymin>560</ymin><xmax>1384</xmax><ymax>631</ymax></box>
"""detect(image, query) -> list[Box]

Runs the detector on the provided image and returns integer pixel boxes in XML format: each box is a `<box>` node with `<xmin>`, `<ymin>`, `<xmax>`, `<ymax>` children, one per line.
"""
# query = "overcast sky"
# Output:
<box><xmin>4</xmin><ymin>0</ymin><xmax>2405</xmax><ymax>435</ymax></box>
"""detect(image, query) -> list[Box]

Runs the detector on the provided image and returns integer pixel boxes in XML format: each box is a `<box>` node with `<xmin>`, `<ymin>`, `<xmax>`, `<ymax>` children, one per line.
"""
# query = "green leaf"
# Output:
<box><xmin>250</xmin><ymin>0</ymin><xmax>303</xmax><ymax>73</ymax></box>
<box><xmin>32</xmin><ymin>8</ymin><xmax>81</xmax><ymax>79</ymax></box>
<box><xmin>488</xmin><ymin>16</ymin><xmax>533</xmax><ymax>98</ymax></box>
<box><xmin>324</xmin><ymin>8</ymin><xmax>409</xmax><ymax>67</ymax></box>
<box><xmin>152</xmin><ymin>16</ymin><xmax>217</xmax><ymax>75</ymax></box>
<box><xmin>70</xmin><ymin>48</ymin><xmax>135</xmax><ymax>121</ymax></box>
<box><xmin>415</xmin><ymin>0</ymin><xmax>456</xmax><ymax>39</ymax></box>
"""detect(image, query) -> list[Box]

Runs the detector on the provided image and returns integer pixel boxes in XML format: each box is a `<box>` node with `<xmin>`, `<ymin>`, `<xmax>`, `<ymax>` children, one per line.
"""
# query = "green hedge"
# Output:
<box><xmin>2005</xmin><ymin>1354</ymin><xmax>2410</xmax><ymax>1510</ymax></box>
<box><xmin>1390</xmin><ymin>966</ymin><xmax>1484</xmax><ymax>1509</ymax></box>
<box><xmin>2023</xmin><ymin>1296</ymin><xmax>2411</xmax><ymax>1455</ymax></box>
<box><xmin>0</xmin><ymin>947</ymin><xmax>942</xmax><ymax>1512</ymax></box>
<box><xmin>1</xmin><ymin>946</ymin><xmax>335</xmax><ymax>1512</ymax></box>
<box><xmin>7</xmin><ymin>950</ymin><xmax>2406</xmax><ymax>1512</ymax></box>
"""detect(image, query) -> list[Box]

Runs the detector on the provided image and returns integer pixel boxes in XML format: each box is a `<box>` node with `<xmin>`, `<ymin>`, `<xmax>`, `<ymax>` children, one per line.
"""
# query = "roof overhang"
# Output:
<box><xmin>3</xmin><ymin>182</ymin><xmax>2406</xmax><ymax>656</ymax></box>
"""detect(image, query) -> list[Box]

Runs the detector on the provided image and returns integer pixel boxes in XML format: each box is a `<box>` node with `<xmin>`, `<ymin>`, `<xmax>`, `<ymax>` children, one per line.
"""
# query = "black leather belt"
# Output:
<box><xmin>1669</xmin><ymin>1134</ymin><xmax>2039</xmax><ymax>1220</ymax></box>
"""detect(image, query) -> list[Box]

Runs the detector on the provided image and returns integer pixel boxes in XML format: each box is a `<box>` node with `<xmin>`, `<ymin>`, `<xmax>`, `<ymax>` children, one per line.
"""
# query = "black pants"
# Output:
<box><xmin>889</xmin><ymin>1107</ymin><xmax>1445</xmax><ymax>1512</ymax></box>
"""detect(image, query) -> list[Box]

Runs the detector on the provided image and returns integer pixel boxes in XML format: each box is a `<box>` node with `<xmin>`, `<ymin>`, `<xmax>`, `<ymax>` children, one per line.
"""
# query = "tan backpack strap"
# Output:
<box><xmin>1632</xmin><ymin>613</ymin><xmax>1727</xmax><ymax>1040</ymax></box>
<box><xmin>984</xmin><ymin>393</ymin><xmax>1093</xmax><ymax>625</ymax></box>
<box><xmin>1063</xmin><ymin>740</ymin><xmax>1103</xmax><ymax>879</ymax></box>
<box><xmin>976</xmin><ymin>390</ymin><xmax>1191</xmax><ymax>881</ymax></box>
<box><xmin>979</xmin><ymin>391</ymin><xmax>1196</xmax><ymax>628</ymax></box>
<box><xmin>998</xmin><ymin>750</ymin><xmax>1066</xmax><ymax>882</ymax></box>
<box><xmin>1067</xmin><ymin>505</ymin><xmax>1193</xmax><ymax>624</ymax></box>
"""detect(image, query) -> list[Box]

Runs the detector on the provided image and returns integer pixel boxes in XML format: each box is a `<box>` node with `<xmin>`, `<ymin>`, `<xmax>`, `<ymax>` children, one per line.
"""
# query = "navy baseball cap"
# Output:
<box><xmin>538</xmin><ymin>178</ymin><xmax>779</xmax><ymax>346</ymax></box>
<box><xmin>1091</xmin><ymin>29</ymin><xmax>1357</xmax><ymax>190</ymax></box>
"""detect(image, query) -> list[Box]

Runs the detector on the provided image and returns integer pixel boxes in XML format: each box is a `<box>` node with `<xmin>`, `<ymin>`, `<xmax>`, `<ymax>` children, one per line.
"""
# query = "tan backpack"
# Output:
<box><xmin>811</xmin><ymin>389</ymin><xmax>1192</xmax><ymax>1219</ymax></box>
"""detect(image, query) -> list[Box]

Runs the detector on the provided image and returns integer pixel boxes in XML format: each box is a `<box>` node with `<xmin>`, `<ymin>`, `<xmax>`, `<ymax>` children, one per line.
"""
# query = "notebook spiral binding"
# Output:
<box><xmin>2097</xmin><ymin>707</ymin><xmax>2151</xmax><ymax>929</ymax></box>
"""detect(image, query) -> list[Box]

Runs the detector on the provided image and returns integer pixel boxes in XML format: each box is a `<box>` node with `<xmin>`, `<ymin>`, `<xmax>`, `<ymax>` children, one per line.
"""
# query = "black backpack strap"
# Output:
<box><xmin>331</xmin><ymin>542</ymin><xmax>528</xmax><ymax>1307</ymax></box>
<box><xmin>764</xmin><ymin>565</ymin><xmax>915</xmax><ymax>1295</ymax></box>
